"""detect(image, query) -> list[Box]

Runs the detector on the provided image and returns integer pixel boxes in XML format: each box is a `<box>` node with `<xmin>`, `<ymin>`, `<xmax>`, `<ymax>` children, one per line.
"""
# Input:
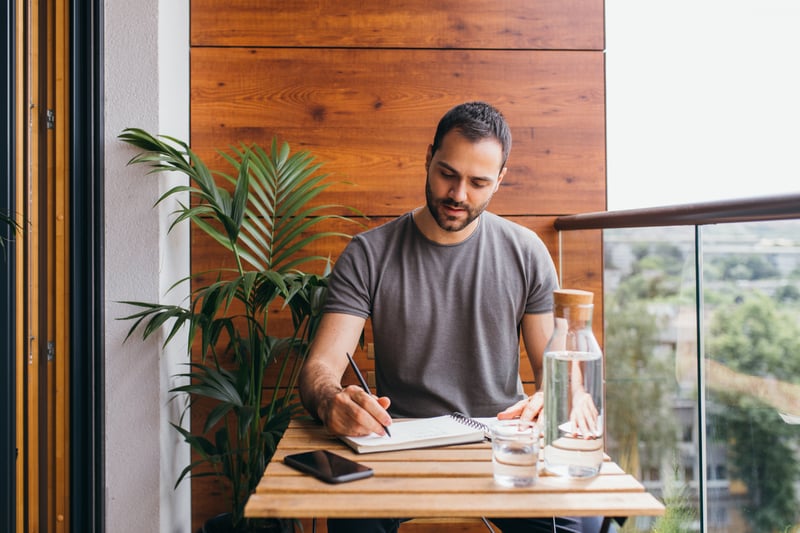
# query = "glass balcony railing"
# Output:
<box><xmin>554</xmin><ymin>194</ymin><xmax>800</xmax><ymax>533</ymax></box>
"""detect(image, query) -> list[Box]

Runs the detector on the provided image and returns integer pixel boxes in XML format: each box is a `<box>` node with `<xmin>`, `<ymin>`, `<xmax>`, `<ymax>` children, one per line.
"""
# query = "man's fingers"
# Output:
<box><xmin>346</xmin><ymin>386</ymin><xmax>392</xmax><ymax>432</ymax></box>
<box><xmin>569</xmin><ymin>395</ymin><xmax>600</xmax><ymax>438</ymax></box>
<box><xmin>377</xmin><ymin>396</ymin><xmax>392</xmax><ymax>409</ymax></box>
<box><xmin>497</xmin><ymin>398</ymin><xmax>527</xmax><ymax>419</ymax></box>
<box><xmin>520</xmin><ymin>400</ymin><xmax>539</xmax><ymax>421</ymax></box>
<box><xmin>500</xmin><ymin>393</ymin><xmax>543</xmax><ymax>421</ymax></box>
<box><xmin>523</xmin><ymin>392</ymin><xmax>544</xmax><ymax>420</ymax></box>
<box><xmin>322</xmin><ymin>386</ymin><xmax>391</xmax><ymax>436</ymax></box>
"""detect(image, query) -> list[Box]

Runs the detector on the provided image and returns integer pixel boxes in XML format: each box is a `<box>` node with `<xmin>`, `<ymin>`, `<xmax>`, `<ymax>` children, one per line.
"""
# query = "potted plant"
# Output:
<box><xmin>118</xmin><ymin>129</ymin><xmax>360</xmax><ymax>532</ymax></box>
<box><xmin>1</xmin><ymin>211</ymin><xmax>21</xmax><ymax>255</ymax></box>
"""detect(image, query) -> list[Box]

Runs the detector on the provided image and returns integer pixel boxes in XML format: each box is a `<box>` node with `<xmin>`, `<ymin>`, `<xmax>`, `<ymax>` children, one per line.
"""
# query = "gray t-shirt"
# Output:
<box><xmin>325</xmin><ymin>211</ymin><xmax>559</xmax><ymax>418</ymax></box>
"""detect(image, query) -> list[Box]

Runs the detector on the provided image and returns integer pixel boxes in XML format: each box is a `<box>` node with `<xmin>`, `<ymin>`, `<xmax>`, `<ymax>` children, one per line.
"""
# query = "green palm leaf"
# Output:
<box><xmin>1</xmin><ymin>210</ymin><xmax>22</xmax><ymax>254</ymax></box>
<box><xmin>118</xmin><ymin>128</ymin><xmax>364</xmax><ymax>528</ymax></box>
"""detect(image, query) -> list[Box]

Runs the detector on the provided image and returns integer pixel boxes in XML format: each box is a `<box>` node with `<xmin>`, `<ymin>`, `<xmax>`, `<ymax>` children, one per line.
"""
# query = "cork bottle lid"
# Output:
<box><xmin>553</xmin><ymin>289</ymin><xmax>594</xmax><ymax>320</ymax></box>
<box><xmin>553</xmin><ymin>289</ymin><xmax>594</xmax><ymax>306</ymax></box>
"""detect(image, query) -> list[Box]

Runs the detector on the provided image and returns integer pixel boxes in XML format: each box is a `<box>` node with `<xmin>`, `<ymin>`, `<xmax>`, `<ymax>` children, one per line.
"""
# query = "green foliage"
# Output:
<box><xmin>617</xmin><ymin>242</ymin><xmax>686</xmax><ymax>301</ymax></box>
<box><xmin>706</xmin><ymin>254</ymin><xmax>780</xmax><ymax>281</ymax></box>
<box><xmin>605</xmin><ymin>289</ymin><xmax>679</xmax><ymax>474</ymax></box>
<box><xmin>651</xmin><ymin>460</ymin><xmax>697</xmax><ymax>533</ymax></box>
<box><xmin>118</xmin><ymin>128</ymin><xmax>361</xmax><ymax>530</ymax></box>
<box><xmin>605</xmin><ymin>236</ymin><xmax>686</xmax><ymax>525</ymax></box>
<box><xmin>709</xmin><ymin>293</ymin><xmax>800</xmax><ymax>378</ymax></box>
<box><xmin>775</xmin><ymin>284</ymin><xmax>800</xmax><ymax>303</ymax></box>
<box><xmin>0</xmin><ymin>210</ymin><xmax>21</xmax><ymax>256</ymax></box>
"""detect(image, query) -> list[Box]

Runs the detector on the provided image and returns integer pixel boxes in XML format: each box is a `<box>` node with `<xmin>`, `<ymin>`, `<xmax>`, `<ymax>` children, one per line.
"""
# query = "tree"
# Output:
<box><xmin>605</xmin><ymin>242</ymin><xmax>683</xmax><ymax>521</ymax></box>
<box><xmin>707</xmin><ymin>254</ymin><xmax>779</xmax><ymax>281</ymax></box>
<box><xmin>605</xmin><ymin>296</ymin><xmax>679</xmax><ymax>467</ymax></box>
<box><xmin>605</xmin><ymin>236</ymin><xmax>695</xmax><ymax>532</ymax></box>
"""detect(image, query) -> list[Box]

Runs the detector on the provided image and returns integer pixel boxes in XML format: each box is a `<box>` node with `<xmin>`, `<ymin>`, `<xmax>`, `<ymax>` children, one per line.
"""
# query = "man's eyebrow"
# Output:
<box><xmin>435</xmin><ymin>160</ymin><xmax>495</xmax><ymax>181</ymax></box>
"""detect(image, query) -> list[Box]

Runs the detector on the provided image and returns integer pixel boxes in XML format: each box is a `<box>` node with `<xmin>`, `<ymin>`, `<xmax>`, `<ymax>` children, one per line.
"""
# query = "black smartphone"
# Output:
<box><xmin>283</xmin><ymin>450</ymin><xmax>374</xmax><ymax>484</ymax></box>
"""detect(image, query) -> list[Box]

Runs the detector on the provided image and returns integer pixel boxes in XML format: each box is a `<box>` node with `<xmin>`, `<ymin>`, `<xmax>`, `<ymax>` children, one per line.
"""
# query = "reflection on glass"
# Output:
<box><xmin>604</xmin><ymin>226</ymin><xmax>699</xmax><ymax>532</ymax></box>
<box><xmin>702</xmin><ymin>221</ymin><xmax>800</xmax><ymax>533</ymax></box>
<box><xmin>601</xmin><ymin>220</ymin><xmax>800</xmax><ymax>532</ymax></box>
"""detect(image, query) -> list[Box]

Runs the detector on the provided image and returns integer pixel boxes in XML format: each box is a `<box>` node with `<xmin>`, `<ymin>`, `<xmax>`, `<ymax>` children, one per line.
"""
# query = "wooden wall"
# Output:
<box><xmin>189</xmin><ymin>1</ymin><xmax>605</xmax><ymax>529</ymax></box>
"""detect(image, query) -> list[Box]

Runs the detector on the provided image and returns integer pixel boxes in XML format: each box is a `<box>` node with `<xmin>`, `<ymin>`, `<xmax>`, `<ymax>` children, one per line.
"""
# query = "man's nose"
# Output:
<box><xmin>449</xmin><ymin>180</ymin><xmax>467</xmax><ymax>203</ymax></box>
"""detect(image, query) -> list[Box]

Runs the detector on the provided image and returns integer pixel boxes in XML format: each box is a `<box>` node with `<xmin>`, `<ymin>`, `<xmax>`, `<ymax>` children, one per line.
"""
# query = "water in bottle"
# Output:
<box><xmin>542</xmin><ymin>289</ymin><xmax>604</xmax><ymax>478</ymax></box>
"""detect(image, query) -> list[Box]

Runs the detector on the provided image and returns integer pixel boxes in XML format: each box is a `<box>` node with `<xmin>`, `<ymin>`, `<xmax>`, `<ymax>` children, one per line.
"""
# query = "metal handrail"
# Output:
<box><xmin>554</xmin><ymin>192</ymin><xmax>800</xmax><ymax>231</ymax></box>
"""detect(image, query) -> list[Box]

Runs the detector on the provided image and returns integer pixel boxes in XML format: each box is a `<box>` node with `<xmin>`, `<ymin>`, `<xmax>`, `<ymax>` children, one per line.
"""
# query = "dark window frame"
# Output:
<box><xmin>70</xmin><ymin>0</ymin><xmax>105</xmax><ymax>530</ymax></box>
<box><xmin>1</xmin><ymin>1</ymin><xmax>18</xmax><ymax>530</ymax></box>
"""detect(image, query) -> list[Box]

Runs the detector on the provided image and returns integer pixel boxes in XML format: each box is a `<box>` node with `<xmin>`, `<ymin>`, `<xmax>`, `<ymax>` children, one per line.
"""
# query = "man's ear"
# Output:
<box><xmin>495</xmin><ymin>167</ymin><xmax>508</xmax><ymax>192</ymax></box>
<box><xmin>425</xmin><ymin>144</ymin><xmax>433</xmax><ymax>172</ymax></box>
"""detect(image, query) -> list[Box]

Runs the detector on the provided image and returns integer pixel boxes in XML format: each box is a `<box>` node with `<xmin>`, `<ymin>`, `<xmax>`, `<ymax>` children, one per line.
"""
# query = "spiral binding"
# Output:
<box><xmin>450</xmin><ymin>412</ymin><xmax>491</xmax><ymax>433</ymax></box>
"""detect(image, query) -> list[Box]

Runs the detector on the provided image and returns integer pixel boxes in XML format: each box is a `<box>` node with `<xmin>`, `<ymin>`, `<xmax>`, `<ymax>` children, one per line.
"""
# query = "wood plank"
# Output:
<box><xmin>54</xmin><ymin>0</ymin><xmax>71</xmax><ymax>522</ymax></box>
<box><xmin>268</xmin><ymin>444</ymin><xmax>624</xmax><ymax>470</ymax></box>
<box><xmin>244</xmin><ymin>491</ymin><xmax>665</xmax><ymax>518</ymax></box>
<box><xmin>22</xmin><ymin>1</ymin><xmax>45</xmax><ymax>528</ymax></box>
<box><xmin>275</xmin><ymin>447</ymin><xmax>497</xmax><ymax>463</ymax></box>
<box><xmin>190</xmin><ymin>48</ymin><xmax>606</xmax><ymax>216</ymax></box>
<box><xmin>290</xmin><ymin>518</ymin><xmax>495</xmax><ymax>533</ymax></box>
<box><xmin>256</xmin><ymin>460</ymin><xmax>644</xmax><ymax>484</ymax></box>
<box><xmin>557</xmin><ymin>228</ymin><xmax>604</xmax><ymax>343</ymax></box>
<box><xmin>274</xmin><ymin>460</ymin><xmax>497</xmax><ymax>477</ymax></box>
<box><xmin>295</xmin><ymin>518</ymin><xmax>499</xmax><ymax>533</ymax></box>
<box><xmin>257</xmin><ymin>470</ymin><xmax>641</xmax><ymax>493</ymax></box>
<box><xmin>401</xmin><ymin>519</ymin><xmax>494</xmax><ymax>533</ymax></box>
<box><xmin>13</xmin><ymin>0</ymin><xmax>26</xmax><ymax>518</ymax></box>
<box><xmin>191</xmin><ymin>0</ymin><xmax>604</xmax><ymax>51</ymax></box>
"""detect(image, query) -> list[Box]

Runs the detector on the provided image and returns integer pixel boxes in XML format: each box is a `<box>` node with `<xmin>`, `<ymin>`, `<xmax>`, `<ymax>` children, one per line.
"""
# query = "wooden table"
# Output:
<box><xmin>245</xmin><ymin>419</ymin><xmax>665</xmax><ymax>524</ymax></box>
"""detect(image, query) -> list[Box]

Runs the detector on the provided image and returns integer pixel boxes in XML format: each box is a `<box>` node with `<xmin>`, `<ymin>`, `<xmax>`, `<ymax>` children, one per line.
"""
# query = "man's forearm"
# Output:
<box><xmin>299</xmin><ymin>359</ymin><xmax>345</xmax><ymax>422</ymax></box>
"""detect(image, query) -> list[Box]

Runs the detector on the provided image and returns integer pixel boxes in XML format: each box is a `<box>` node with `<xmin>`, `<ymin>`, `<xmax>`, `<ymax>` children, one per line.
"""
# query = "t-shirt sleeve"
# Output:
<box><xmin>323</xmin><ymin>236</ymin><xmax>372</xmax><ymax>319</ymax></box>
<box><xmin>524</xmin><ymin>234</ymin><xmax>559</xmax><ymax>315</ymax></box>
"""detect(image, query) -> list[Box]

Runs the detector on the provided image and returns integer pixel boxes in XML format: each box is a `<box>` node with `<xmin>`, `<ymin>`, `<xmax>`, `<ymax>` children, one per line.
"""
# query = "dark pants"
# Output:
<box><xmin>327</xmin><ymin>516</ymin><xmax>605</xmax><ymax>533</ymax></box>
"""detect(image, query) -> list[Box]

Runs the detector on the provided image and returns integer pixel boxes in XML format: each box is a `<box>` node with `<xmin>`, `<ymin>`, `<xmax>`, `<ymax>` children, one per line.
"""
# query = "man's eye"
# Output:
<box><xmin>472</xmin><ymin>180</ymin><xmax>490</xmax><ymax>188</ymax></box>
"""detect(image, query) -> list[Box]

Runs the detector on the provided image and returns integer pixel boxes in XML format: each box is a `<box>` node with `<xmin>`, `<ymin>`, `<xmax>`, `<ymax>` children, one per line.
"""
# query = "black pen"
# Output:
<box><xmin>346</xmin><ymin>351</ymin><xmax>392</xmax><ymax>437</ymax></box>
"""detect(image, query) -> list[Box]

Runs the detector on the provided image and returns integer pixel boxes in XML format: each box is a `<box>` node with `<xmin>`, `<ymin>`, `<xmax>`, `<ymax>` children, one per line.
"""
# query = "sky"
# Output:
<box><xmin>605</xmin><ymin>0</ymin><xmax>800</xmax><ymax>210</ymax></box>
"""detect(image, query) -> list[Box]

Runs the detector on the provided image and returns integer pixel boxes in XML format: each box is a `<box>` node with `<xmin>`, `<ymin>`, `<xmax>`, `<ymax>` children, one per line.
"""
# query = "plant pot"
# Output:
<box><xmin>201</xmin><ymin>513</ymin><xmax>292</xmax><ymax>533</ymax></box>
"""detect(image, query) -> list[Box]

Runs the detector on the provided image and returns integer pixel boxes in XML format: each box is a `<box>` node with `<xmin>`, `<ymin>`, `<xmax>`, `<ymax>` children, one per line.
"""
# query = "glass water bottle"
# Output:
<box><xmin>542</xmin><ymin>289</ymin><xmax>604</xmax><ymax>478</ymax></box>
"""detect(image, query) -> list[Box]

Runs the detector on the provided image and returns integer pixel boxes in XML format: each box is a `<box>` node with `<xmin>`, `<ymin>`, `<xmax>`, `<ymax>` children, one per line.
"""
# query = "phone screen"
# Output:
<box><xmin>284</xmin><ymin>450</ymin><xmax>374</xmax><ymax>484</ymax></box>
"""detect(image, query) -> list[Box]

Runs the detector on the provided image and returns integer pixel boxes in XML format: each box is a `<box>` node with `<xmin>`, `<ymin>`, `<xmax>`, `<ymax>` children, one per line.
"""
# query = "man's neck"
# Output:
<box><xmin>412</xmin><ymin>207</ymin><xmax>480</xmax><ymax>245</ymax></box>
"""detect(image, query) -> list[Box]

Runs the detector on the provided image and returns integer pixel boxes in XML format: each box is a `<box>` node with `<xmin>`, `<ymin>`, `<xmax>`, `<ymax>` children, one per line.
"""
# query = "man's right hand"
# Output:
<box><xmin>318</xmin><ymin>384</ymin><xmax>393</xmax><ymax>437</ymax></box>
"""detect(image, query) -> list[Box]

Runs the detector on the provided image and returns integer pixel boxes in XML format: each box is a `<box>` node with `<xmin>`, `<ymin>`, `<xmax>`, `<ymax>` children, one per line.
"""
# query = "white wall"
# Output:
<box><xmin>103</xmin><ymin>0</ymin><xmax>190</xmax><ymax>531</ymax></box>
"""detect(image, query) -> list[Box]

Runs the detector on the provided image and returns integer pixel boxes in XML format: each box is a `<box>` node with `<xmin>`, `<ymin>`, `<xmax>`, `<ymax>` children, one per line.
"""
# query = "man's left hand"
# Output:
<box><xmin>497</xmin><ymin>391</ymin><xmax>543</xmax><ymax>421</ymax></box>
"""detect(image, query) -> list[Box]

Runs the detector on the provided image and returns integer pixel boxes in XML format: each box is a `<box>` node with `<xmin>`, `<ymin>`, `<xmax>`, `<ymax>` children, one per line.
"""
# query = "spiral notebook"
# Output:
<box><xmin>339</xmin><ymin>413</ymin><xmax>497</xmax><ymax>454</ymax></box>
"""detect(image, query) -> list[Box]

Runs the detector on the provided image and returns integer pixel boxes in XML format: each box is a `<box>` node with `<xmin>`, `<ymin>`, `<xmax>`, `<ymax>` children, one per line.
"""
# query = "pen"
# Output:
<box><xmin>346</xmin><ymin>351</ymin><xmax>392</xmax><ymax>437</ymax></box>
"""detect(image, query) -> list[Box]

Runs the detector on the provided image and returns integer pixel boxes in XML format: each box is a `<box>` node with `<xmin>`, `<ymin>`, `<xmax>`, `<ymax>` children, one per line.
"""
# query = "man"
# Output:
<box><xmin>299</xmin><ymin>102</ymin><xmax>601</xmax><ymax>533</ymax></box>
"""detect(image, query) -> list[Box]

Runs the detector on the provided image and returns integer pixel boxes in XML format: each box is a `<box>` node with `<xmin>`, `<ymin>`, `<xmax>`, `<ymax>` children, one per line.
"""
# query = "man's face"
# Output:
<box><xmin>425</xmin><ymin>130</ymin><xmax>507</xmax><ymax>233</ymax></box>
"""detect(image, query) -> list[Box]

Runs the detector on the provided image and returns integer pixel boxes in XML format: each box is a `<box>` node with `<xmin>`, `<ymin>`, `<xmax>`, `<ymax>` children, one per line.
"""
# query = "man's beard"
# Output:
<box><xmin>425</xmin><ymin>179</ymin><xmax>491</xmax><ymax>233</ymax></box>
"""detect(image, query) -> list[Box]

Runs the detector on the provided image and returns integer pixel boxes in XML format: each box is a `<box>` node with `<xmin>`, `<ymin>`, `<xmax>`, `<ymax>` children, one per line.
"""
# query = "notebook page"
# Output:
<box><xmin>345</xmin><ymin>415</ymin><xmax>482</xmax><ymax>448</ymax></box>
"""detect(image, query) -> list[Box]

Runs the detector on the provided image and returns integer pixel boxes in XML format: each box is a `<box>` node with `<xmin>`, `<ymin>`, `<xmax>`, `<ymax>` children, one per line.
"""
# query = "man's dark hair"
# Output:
<box><xmin>431</xmin><ymin>101</ymin><xmax>512</xmax><ymax>168</ymax></box>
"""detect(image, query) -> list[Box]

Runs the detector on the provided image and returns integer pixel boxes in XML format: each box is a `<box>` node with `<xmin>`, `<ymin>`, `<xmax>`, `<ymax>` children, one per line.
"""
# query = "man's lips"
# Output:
<box><xmin>442</xmin><ymin>203</ymin><xmax>465</xmax><ymax>215</ymax></box>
